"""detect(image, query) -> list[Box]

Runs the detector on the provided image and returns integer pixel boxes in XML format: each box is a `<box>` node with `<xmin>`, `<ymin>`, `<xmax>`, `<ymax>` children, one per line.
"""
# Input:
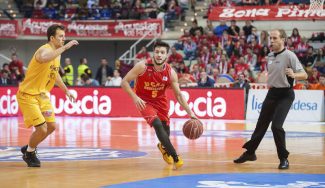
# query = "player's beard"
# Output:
<box><xmin>154</xmin><ymin>57</ymin><xmax>167</xmax><ymax>66</ymax></box>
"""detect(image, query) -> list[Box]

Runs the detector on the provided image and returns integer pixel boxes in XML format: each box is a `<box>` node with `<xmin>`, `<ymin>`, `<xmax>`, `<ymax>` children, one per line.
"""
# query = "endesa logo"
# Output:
<box><xmin>169</xmin><ymin>91</ymin><xmax>227</xmax><ymax>118</ymax></box>
<box><xmin>251</xmin><ymin>95</ymin><xmax>318</xmax><ymax>113</ymax></box>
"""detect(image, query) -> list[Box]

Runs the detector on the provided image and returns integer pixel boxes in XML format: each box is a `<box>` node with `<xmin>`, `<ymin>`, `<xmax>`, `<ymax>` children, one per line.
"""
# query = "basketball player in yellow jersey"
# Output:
<box><xmin>17</xmin><ymin>24</ymin><xmax>79</xmax><ymax>167</ymax></box>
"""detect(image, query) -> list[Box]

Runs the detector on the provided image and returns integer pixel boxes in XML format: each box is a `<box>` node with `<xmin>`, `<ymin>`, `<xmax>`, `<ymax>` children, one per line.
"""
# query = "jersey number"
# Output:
<box><xmin>152</xmin><ymin>91</ymin><xmax>158</xmax><ymax>98</ymax></box>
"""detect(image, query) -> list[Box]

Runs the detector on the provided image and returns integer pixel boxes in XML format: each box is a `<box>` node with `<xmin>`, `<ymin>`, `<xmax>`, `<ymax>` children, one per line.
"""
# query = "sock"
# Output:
<box><xmin>27</xmin><ymin>145</ymin><xmax>35</xmax><ymax>152</ymax></box>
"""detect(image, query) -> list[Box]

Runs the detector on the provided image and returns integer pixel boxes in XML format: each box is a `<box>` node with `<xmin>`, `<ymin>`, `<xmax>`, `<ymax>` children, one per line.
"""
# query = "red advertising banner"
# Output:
<box><xmin>0</xmin><ymin>87</ymin><xmax>245</xmax><ymax>119</ymax></box>
<box><xmin>209</xmin><ymin>6</ymin><xmax>325</xmax><ymax>21</ymax></box>
<box><xmin>22</xmin><ymin>19</ymin><xmax>163</xmax><ymax>38</ymax></box>
<box><xmin>0</xmin><ymin>20</ymin><xmax>18</xmax><ymax>38</ymax></box>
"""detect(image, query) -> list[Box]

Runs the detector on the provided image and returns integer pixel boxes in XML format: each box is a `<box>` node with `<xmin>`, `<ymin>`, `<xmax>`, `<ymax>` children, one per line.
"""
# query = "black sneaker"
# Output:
<box><xmin>21</xmin><ymin>145</ymin><xmax>28</xmax><ymax>155</ymax></box>
<box><xmin>23</xmin><ymin>150</ymin><xmax>41</xmax><ymax>167</ymax></box>
<box><xmin>233</xmin><ymin>151</ymin><xmax>257</xmax><ymax>163</ymax></box>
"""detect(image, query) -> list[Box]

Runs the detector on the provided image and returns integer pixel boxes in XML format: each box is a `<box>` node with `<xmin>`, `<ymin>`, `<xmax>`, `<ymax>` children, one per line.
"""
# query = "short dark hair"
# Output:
<box><xmin>47</xmin><ymin>24</ymin><xmax>65</xmax><ymax>41</ymax></box>
<box><xmin>153</xmin><ymin>40</ymin><xmax>170</xmax><ymax>53</ymax></box>
<box><xmin>277</xmin><ymin>29</ymin><xmax>287</xmax><ymax>40</ymax></box>
<box><xmin>2</xmin><ymin>63</ymin><xmax>9</xmax><ymax>68</ymax></box>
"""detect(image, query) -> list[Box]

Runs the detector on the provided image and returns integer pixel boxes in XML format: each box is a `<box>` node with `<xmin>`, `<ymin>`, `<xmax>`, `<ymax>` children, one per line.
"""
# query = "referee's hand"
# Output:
<box><xmin>285</xmin><ymin>68</ymin><xmax>295</xmax><ymax>79</ymax></box>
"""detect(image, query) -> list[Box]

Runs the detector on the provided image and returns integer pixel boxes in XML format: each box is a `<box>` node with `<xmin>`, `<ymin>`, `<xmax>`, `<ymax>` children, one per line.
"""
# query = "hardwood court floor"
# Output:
<box><xmin>0</xmin><ymin>117</ymin><xmax>324</xmax><ymax>188</ymax></box>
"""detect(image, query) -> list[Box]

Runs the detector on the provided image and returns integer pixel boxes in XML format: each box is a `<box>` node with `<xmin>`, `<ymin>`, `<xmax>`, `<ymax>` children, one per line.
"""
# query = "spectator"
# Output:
<box><xmin>0</xmin><ymin>70</ymin><xmax>12</xmax><ymax>85</ymax></box>
<box><xmin>62</xmin><ymin>58</ymin><xmax>74</xmax><ymax>86</ymax></box>
<box><xmin>87</xmin><ymin>0</ymin><xmax>99</xmax><ymax>8</ymax></box>
<box><xmin>219</xmin><ymin>54</ymin><xmax>231</xmax><ymax>74</ymax></box>
<box><xmin>100</xmin><ymin>4</ymin><xmax>112</xmax><ymax>19</ymax></box>
<box><xmin>168</xmin><ymin>46</ymin><xmax>183</xmax><ymax>65</ymax></box>
<box><xmin>9</xmin><ymin>53</ymin><xmax>24</xmax><ymax>77</ymax></box>
<box><xmin>242</xmin><ymin>20</ymin><xmax>254</xmax><ymax>38</ymax></box>
<box><xmin>198</xmin><ymin>71</ymin><xmax>215</xmax><ymax>87</ymax></box>
<box><xmin>78</xmin><ymin>57</ymin><xmax>91</xmax><ymax>78</ymax></box>
<box><xmin>105</xmin><ymin>69</ymin><xmax>122</xmax><ymax>86</ymax></box>
<box><xmin>206</xmin><ymin>57</ymin><xmax>218</xmax><ymax>75</ymax></box>
<box><xmin>227</xmin><ymin>20</ymin><xmax>240</xmax><ymax>37</ymax></box>
<box><xmin>295</xmin><ymin>38</ymin><xmax>309</xmax><ymax>60</ymax></box>
<box><xmin>244</xmin><ymin>47</ymin><xmax>257</xmax><ymax>71</ymax></box>
<box><xmin>78</xmin><ymin>73</ymin><xmax>100</xmax><ymax>86</ymax></box>
<box><xmin>307</xmin><ymin>67</ymin><xmax>320</xmax><ymax>84</ymax></box>
<box><xmin>204</xmin><ymin>20</ymin><xmax>214</xmax><ymax>34</ymax></box>
<box><xmin>258</xmin><ymin>45</ymin><xmax>270</xmax><ymax>71</ymax></box>
<box><xmin>307</xmin><ymin>74</ymin><xmax>325</xmax><ymax>90</ymax></box>
<box><xmin>233</xmin><ymin>73</ymin><xmax>250</xmax><ymax>92</ymax></box>
<box><xmin>189</xmin><ymin>19</ymin><xmax>204</xmax><ymax>37</ymax></box>
<box><xmin>313</xmin><ymin>48</ymin><xmax>325</xmax><ymax>74</ymax></box>
<box><xmin>183</xmin><ymin>37</ymin><xmax>197</xmax><ymax>60</ymax></box>
<box><xmin>34</xmin><ymin>0</ymin><xmax>47</xmax><ymax>10</ymax></box>
<box><xmin>213</xmin><ymin>20</ymin><xmax>228</xmax><ymax>37</ymax></box>
<box><xmin>249</xmin><ymin>37</ymin><xmax>261</xmax><ymax>55</ymax></box>
<box><xmin>290</xmin><ymin>28</ymin><xmax>301</xmax><ymax>47</ymax></box>
<box><xmin>259</xmin><ymin>30</ymin><xmax>269</xmax><ymax>47</ymax></box>
<box><xmin>88</xmin><ymin>4</ymin><xmax>101</xmax><ymax>19</ymax></box>
<box><xmin>235</xmin><ymin>56</ymin><xmax>250</xmax><ymax>74</ymax></box>
<box><xmin>179</xmin><ymin>62</ymin><xmax>189</xmax><ymax>74</ymax></box>
<box><xmin>43</xmin><ymin>3</ymin><xmax>57</xmax><ymax>19</ymax></box>
<box><xmin>247</xmin><ymin>27</ymin><xmax>259</xmax><ymax>44</ymax></box>
<box><xmin>147</xmin><ymin>0</ymin><xmax>158</xmax><ymax>19</ymax></box>
<box><xmin>118</xmin><ymin>60</ymin><xmax>134</xmax><ymax>78</ymax></box>
<box><xmin>135</xmin><ymin>46</ymin><xmax>151</xmax><ymax>62</ymax></box>
<box><xmin>301</xmin><ymin>46</ymin><xmax>316</xmax><ymax>68</ymax></box>
<box><xmin>190</xmin><ymin>63</ymin><xmax>200</xmax><ymax>81</ymax></box>
<box><xmin>286</xmin><ymin>37</ymin><xmax>295</xmax><ymax>52</ymax></box>
<box><xmin>209</xmin><ymin>68</ymin><xmax>220</xmax><ymax>81</ymax></box>
<box><xmin>95</xmin><ymin>58</ymin><xmax>114</xmax><ymax>86</ymax></box>
<box><xmin>130</xmin><ymin>0</ymin><xmax>145</xmax><ymax>19</ymax></box>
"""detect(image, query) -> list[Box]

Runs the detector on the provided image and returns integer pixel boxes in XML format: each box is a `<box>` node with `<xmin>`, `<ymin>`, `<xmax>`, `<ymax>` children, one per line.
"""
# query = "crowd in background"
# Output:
<box><xmin>15</xmin><ymin>0</ymin><xmax>315</xmax><ymax>28</ymax></box>
<box><xmin>16</xmin><ymin>0</ymin><xmax>186</xmax><ymax>23</ymax></box>
<box><xmin>1</xmin><ymin>0</ymin><xmax>323</xmax><ymax>90</ymax></box>
<box><xmin>158</xmin><ymin>21</ymin><xmax>325</xmax><ymax>90</ymax></box>
<box><xmin>1</xmin><ymin>23</ymin><xmax>324</xmax><ymax>90</ymax></box>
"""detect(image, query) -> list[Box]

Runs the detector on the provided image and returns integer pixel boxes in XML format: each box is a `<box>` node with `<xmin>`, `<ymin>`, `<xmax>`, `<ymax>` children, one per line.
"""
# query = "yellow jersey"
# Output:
<box><xmin>19</xmin><ymin>43</ymin><xmax>60</xmax><ymax>95</ymax></box>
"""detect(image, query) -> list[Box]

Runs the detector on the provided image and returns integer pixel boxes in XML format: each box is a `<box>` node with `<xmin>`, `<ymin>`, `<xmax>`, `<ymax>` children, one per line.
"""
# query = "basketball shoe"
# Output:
<box><xmin>157</xmin><ymin>143</ymin><xmax>173</xmax><ymax>164</ymax></box>
<box><xmin>173</xmin><ymin>155</ymin><xmax>184</xmax><ymax>169</ymax></box>
<box><xmin>21</xmin><ymin>145</ymin><xmax>28</xmax><ymax>155</ymax></box>
<box><xmin>21</xmin><ymin>145</ymin><xmax>41</xmax><ymax>167</ymax></box>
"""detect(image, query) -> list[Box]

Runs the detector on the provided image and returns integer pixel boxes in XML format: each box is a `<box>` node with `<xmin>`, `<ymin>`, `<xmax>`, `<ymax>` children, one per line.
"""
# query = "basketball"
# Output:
<box><xmin>182</xmin><ymin>119</ymin><xmax>204</xmax><ymax>140</ymax></box>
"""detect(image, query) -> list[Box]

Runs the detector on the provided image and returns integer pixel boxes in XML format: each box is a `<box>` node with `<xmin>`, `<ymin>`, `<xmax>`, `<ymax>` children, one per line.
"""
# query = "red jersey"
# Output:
<box><xmin>135</xmin><ymin>59</ymin><xmax>172</xmax><ymax>111</ymax></box>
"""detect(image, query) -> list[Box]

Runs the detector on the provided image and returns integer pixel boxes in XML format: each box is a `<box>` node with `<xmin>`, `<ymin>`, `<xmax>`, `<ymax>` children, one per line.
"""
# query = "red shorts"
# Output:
<box><xmin>139</xmin><ymin>103</ymin><xmax>169</xmax><ymax>126</ymax></box>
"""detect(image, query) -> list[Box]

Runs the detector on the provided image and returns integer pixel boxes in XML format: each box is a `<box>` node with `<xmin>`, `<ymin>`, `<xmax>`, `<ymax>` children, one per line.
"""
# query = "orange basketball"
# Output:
<box><xmin>182</xmin><ymin>119</ymin><xmax>203</xmax><ymax>140</ymax></box>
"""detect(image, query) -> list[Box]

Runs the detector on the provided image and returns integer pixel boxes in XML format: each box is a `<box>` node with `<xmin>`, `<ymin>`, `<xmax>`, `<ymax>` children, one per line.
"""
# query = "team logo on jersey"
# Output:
<box><xmin>105</xmin><ymin>173</ymin><xmax>325</xmax><ymax>188</ymax></box>
<box><xmin>162</xmin><ymin>76</ymin><xmax>168</xmax><ymax>81</ymax></box>
<box><xmin>0</xmin><ymin>147</ymin><xmax>146</xmax><ymax>161</ymax></box>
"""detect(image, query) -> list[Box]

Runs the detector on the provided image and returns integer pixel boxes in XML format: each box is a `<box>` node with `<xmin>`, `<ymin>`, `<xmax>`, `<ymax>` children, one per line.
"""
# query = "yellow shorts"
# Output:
<box><xmin>17</xmin><ymin>91</ymin><xmax>55</xmax><ymax>128</ymax></box>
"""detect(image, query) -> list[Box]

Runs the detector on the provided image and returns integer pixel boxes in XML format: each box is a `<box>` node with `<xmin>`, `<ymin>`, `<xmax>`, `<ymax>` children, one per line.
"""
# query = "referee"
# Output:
<box><xmin>233</xmin><ymin>29</ymin><xmax>307</xmax><ymax>169</ymax></box>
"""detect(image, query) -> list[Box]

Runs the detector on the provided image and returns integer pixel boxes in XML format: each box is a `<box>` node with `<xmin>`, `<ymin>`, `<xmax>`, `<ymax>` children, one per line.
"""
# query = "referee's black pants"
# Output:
<box><xmin>243</xmin><ymin>88</ymin><xmax>295</xmax><ymax>159</ymax></box>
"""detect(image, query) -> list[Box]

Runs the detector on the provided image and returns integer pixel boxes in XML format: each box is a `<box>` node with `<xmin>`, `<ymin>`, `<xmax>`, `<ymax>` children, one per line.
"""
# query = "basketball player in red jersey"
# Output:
<box><xmin>121</xmin><ymin>41</ymin><xmax>197</xmax><ymax>169</ymax></box>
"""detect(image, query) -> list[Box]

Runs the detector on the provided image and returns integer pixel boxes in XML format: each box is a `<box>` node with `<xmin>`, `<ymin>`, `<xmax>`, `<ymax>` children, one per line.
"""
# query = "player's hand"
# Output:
<box><xmin>189</xmin><ymin>112</ymin><xmax>198</xmax><ymax>119</ymax></box>
<box><xmin>66</xmin><ymin>90</ymin><xmax>76</xmax><ymax>103</ymax></box>
<box><xmin>285</xmin><ymin>68</ymin><xmax>295</xmax><ymax>79</ymax></box>
<box><xmin>133</xmin><ymin>96</ymin><xmax>146</xmax><ymax>111</ymax></box>
<box><xmin>64</xmin><ymin>40</ymin><xmax>79</xmax><ymax>50</ymax></box>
